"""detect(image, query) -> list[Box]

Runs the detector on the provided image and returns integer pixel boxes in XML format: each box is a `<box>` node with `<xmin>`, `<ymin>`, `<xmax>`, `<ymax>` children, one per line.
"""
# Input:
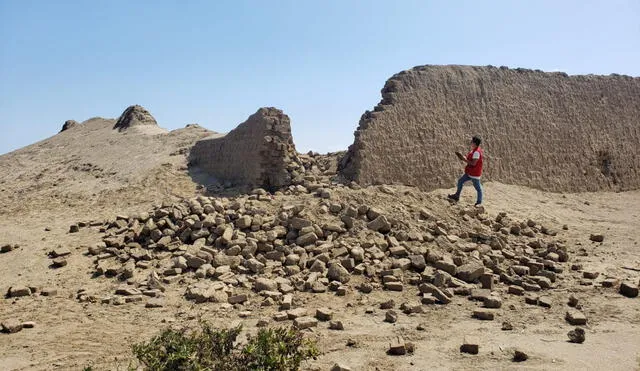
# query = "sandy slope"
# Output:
<box><xmin>0</xmin><ymin>124</ymin><xmax>638</xmax><ymax>370</ymax></box>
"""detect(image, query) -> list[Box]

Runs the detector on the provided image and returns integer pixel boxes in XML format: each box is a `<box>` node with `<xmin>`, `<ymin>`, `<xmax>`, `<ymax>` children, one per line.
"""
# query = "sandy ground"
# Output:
<box><xmin>0</xmin><ymin>123</ymin><xmax>638</xmax><ymax>370</ymax></box>
<box><xmin>0</xmin><ymin>183</ymin><xmax>638</xmax><ymax>371</ymax></box>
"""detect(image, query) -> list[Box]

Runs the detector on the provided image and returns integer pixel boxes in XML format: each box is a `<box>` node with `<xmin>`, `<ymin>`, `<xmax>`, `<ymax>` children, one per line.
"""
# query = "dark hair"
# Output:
<box><xmin>472</xmin><ymin>136</ymin><xmax>482</xmax><ymax>146</ymax></box>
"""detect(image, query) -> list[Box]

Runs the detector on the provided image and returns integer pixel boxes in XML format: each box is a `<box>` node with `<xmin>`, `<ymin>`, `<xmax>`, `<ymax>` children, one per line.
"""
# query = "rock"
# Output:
<box><xmin>49</xmin><ymin>247</ymin><xmax>71</xmax><ymax>258</ymax></box>
<box><xmin>41</xmin><ymin>288</ymin><xmax>57</xmax><ymax>297</ymax></box>
<box><xmin>501</xmin><ymin>321</ymin><xmax>513</xmax><ymax>331</ymax></box>
<box><xmin>619</xmin><ymin>281</ymin><xmax>639</xmax><ymax>298</ymax></box>
<box><xmin>254</xmin><ymin>278</ymin><xmax>278</xmax><ymax>292</ymax></box>
<box><xmin>460</xmin><ymin>336</ymin><xmax>479</xmax><ymax>354</ymax></box>
<box><xmin>456</xmin><ymin>260</ymin><xmax>485</xmax><ymax>282</ymax></box>
<box><xmin>513</xmin><ymin>349</ymin><xmax>528</xmax><ymax>362</ymax></box>
<box><xmin>327</xmin><ymin>263</ymin><xmax>350</xmax><ymax>283</ymax></box>
<box><xmin>538</xmin><ymin>296</ymin><xmax>552</xmax><ymax>308</ymax></box>
<box><xmin>21</xmin><ymin>321</ymin><xmax>36</xmax><ymax>329</ymax></box>
<box><xmin>483</xmin><ymin>296</ymin><xmax>502</xmax><ymax>309</ymax></box>
<box><xmin>0</xmin><ymin>244</ymin><xmax>14</xmax><ymax>253</ymax></box>
<box><xmin>228</xmin><ymin>294</ymin><xmax>248</xmax><ymax>304</ymax></box>
<box><xmin>583</xmin><ymin>270</ymin><xmax>599</xmax><ymax>279</ymax></box>
<box><xmin>567</xmin><ymin>295</ymin><xmax>579</xmax><ymax>307</ymax></box>
<box><xmin>185</xmin><ymin>283</ymin><xmax>226</xmax><ymax>303</ymax></box>
<box><xmin>51</xmin><ymin>257</ymin><xmax>68</xmax><ymax>268</ymax></box>
<box><xmin>565</xmin><ymin>309</ymin><xmax>587</xmax><ymax>325</ymax></box>
<box><xmin>246</xmin><ymin>258</ymin><xmax>266</xmax><ymax>274</ymax></box>
<box><xmin>329</xmin><ymin>320</ymin><xmax>344</xmax><ymax>330</ymax></box>
<box><xmin>380</xmin><ymin>299</ymin><xmax>395</xmax><ymax>309</ymax></box>
<box><xmin>385</xmin><ymin>310</ymin><xmax>398</xmax><ymax>323</ymax></box>
<box><xmin>296</xmin><ymin>232</ymin><xmax>318</xmax><ymax>246</ymax></box>
<box><xmin>69</xmin><ymin>224</ymin><xmax>80</xmax><ymax>233</ymax></box>
<box><xmin>568</xmin><ymin>327</ymin><xmax>585</xmax><ymax>343</ymax></box>
<box><xmin>280</xmin><ymin>294</ymin><xmax>293</xmax><ymax>310</ymax></box>
<box><xmin>589</xmin><ymin>234</ymin><xmax>604</xmax><ymax>242</ymax></box>
<box><xmin>367</xmin><ymin>215</ymin><xmax>391</xmax><ymax>233</ymax></box>
<box><xmin>145</xmin><ymin>298</ymin><xmax>165</xmax><ymax>308</ymax></box>
<box><xmin>60</xmin><ymin>119</ymin><xmax>79</xmax><ymax>132</ymax></box>
<box><xmin>508</xmin><ymin>285</ymin><xmax>525</xmax><ymax>296</ymax></box>
<box><xmin>293</xmin><ymin>316</ymin><xmax>318</xmax><ymax>329</ymax></box>
<box><xmin>388</xmin><ymin>336</ymin><xmax>407</xmax><ymax>355</ymax></box>
<box><xmin>331</xmin><ymin>363</ymin><xmax>352</xmax><ymax>371</ymax></box>
<box><xmin>479</xmin><ymin>273</ymin><xmax>494</xmax><ymax>290</ymax></box>
<box><xmin>419</xmin><ymin>283</ymin><xmax>452</xmax><ymax>304</ymax></box>
<box><xmin>8</xmin><ymin>286</ymin><xmax>31</xmax><ymax>298</ymax></box>
<box><xmin>384</xmin><ymin>282</ymin><xmax>403</xmax><ymax>291</ymax></box>
<box><xmin>287</xmin><ymin>308</ymin><xmax>308</xmax><ymax>319</ymax></box>
<box><xmin>114</xmin><ymin>105</ymin><xmax>158</xmax><ymax>131</ymax></box>
<box><xmin>316</xmin><ymin>308</ymin><xmax>333</xmax><ymax>321</ymax></box>
<box><xmin>1</xmin><ymin>319</ymin><xmax>23</xmax><ymax>334</ymax></box>
<box><xmin>472</xmin><ymin>309</ymin><xmax>495</xmax><ymax>320</ymax></box>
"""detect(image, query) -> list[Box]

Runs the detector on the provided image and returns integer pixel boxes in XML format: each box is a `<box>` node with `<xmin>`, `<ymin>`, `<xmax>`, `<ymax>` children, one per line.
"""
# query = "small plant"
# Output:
<box><xmin>130</xmin><ymin>322</ymin><xmax>318</xmax><ymax>371</ymax></box>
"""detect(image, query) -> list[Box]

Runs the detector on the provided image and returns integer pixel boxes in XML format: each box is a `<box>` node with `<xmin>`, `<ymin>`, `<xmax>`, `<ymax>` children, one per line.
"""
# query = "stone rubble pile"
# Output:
<box><xmin>78</xmin><ymin>182</ymin><xmax>576</xmax><ymax>315</ymax></box>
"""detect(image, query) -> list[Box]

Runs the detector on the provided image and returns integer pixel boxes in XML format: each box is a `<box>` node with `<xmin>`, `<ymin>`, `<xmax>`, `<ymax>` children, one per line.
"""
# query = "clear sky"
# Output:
<box><xmin>1</xmin><ymin>0</ymin><xmax>638</xmax><ymax>155</ymax></box>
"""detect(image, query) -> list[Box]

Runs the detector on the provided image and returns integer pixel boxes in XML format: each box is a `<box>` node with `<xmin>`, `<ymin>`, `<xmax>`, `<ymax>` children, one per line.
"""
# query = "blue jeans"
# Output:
<box><xmin>454</xmin><ymin>174</ymin><xmax>483</xmax><ymax>204</ymax></box>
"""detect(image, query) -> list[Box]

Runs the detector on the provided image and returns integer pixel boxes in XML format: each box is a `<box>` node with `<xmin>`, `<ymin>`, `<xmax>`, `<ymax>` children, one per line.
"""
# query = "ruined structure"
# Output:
<box><xmin>59</xmin><ymin>120</ymin><xmax>79</xmax><ymax>132</ymax></box>
<box><xmin>340</xmin><ymin>65</ymin><xmax>640</xmax><ymax>192</ymax></box>
<box><xmin>113</xmin><ymin>105</ymin><xmax>158</xmax><ymax>131</ymax></box>
<box><xmin>189</xmin><ymin>107</ymin><xmax>301</xmax><ymax>190</ymax></box>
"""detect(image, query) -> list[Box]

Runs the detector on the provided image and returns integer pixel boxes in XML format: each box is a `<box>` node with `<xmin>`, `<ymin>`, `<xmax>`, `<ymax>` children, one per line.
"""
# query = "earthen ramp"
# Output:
<box><xmin>339</xmin><ymin>65</ymin><xmax>640</xmax><ymax>192</ymax></box>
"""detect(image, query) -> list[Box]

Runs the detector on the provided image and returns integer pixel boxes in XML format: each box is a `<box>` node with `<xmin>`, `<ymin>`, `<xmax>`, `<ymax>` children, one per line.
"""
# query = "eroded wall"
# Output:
<box><xmin>340</xmin><ymin>65</ymin><xmax>640</xmax><ymax>192</ymax></box>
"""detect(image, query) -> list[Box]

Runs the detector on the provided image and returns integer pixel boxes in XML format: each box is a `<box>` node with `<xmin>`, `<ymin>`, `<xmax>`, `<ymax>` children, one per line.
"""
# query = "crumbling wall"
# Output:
<box><xmin>189</xmin><ymin>107</ymin><xmax>300</xmax><ymax>190</ymax></box>
<box><xmin>340</xmin><ymin>65</ymin><xmax>640</xmax><ymax>192</ymax></box>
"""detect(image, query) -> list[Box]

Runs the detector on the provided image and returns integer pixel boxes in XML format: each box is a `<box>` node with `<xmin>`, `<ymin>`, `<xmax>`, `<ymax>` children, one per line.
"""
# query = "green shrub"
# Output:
<box><xmin>131</xmin><ymin>322</ymin><xmax>318</xmax><ymax>371</ymax></box>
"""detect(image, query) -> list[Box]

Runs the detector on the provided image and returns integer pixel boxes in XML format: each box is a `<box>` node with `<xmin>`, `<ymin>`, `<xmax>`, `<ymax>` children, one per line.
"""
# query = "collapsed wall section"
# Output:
<box><xmin>340</xmin><ymin>65</ymin><xmax>640</xmax><ymax>192</ymax></box>
<box><xmin>189</xmin><ymin>107</ymin><xmax>299</xmax><ymax>190</ymax></box>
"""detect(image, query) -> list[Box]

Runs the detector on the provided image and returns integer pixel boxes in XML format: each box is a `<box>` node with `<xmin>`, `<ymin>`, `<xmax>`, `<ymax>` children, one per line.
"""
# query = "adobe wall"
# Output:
<box><xmin>339</xmin><ymin>65</ymin><xmax>640</xmax><ymax>192</ymax></box>
<box><xmin>189</xmin><ymin>107</ymin><xmax>299</xmax><ymax>190</ymax></box>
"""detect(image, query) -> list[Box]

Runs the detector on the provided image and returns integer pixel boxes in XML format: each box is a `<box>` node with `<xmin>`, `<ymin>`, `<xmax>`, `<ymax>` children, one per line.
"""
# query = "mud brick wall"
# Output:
<box><xmin>339</xmin><ymin>65</ymin><xmax>640</xmax><ymax>192</ymax></box>
<box><xmin>190</xmin><ymin>107</ymin><xmax>298</xmax><ymax>190</ymax></box>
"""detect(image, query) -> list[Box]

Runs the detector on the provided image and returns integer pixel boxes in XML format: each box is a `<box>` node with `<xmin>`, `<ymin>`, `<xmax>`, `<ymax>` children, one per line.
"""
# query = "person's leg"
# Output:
<box><xmin>452</xmin><ymin>174</ymin><xmax>470</xmax><ymax>199</ymax></box>
<box><xmin>471</xmin><ymin>178</ymin><xmax>483</xmax><ymax>205</ymax></box>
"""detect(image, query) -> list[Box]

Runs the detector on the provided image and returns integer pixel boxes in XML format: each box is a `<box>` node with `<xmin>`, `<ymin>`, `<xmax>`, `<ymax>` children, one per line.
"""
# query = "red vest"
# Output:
<box><xmin>465</xmin><ymin>147</ymin><xmax>483</xmax><ymax>177</ymax></box>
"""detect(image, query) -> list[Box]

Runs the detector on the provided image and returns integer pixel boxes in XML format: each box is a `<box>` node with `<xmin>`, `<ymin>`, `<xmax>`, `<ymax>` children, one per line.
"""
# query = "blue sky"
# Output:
<box><xmin>1</xmin><ymin>0</ymin><xmax>638</xmax><ymax>155</ymax></box>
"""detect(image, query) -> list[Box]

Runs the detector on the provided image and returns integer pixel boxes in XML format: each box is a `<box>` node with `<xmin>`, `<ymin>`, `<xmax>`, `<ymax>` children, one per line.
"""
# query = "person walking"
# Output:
<box><xmin>448</xmin><ymin>136</ymin><xmax>484</xmax><ymax>206</ymax></box>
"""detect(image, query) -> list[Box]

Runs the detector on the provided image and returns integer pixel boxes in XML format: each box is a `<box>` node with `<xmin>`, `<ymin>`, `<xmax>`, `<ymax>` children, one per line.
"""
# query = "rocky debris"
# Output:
<box><xmin>460</xmin><ymin>336</ymin><xmax>479</xmax><ymax>354</ymax></box>
<box><xmin>472</xmin><ymin>309</ymin><xmax>495</xmax><ymax>321</ymax></box>
<box><xmin>565</xmin><ymin>309</ymin><xmax>587</xmax><ymax>325</ymax></box>
<box><xmin>329</xmin><ymin>320</ymin><xmax>344</xmax><ymax>330</ymax></box>
<box><xmin>69</xmin><ymin>224</ymin><xmax>80</xmax><ymax>233</ymax></box>
<box><xmin>567</xmin><ymin>295</ymin><xmax>579</xmax><ymax>307</ymax></box>
<box><xmin>384</xmin><ymin>310</ymin><xmax>398</xmax><ymax>323</ymax></box>
<box><xmin>113</xmin><ymin>105</ymin><xmax>158</xmax><ymax>131</ymax></box>
<box><xmin>1</xmin><ymin>244</ymin><xmax>19</xmax><ymax>253</ymax></box>
<box><xmin>388</xmin><ymin>336</ymin><xmax>411</xmax><ymax>355</ymax></box>
<box><xmin>49</xmin><ymin>247</ymin><xmax>71</xmax><ymax>258</ymax></box>
<box><xmin>51</xmin><ymin>258</ymin><xmax>68</xmax><ymax>268</ymax></box>
<box><xmin>315</xmin><ymin>308</ymin><xmax>333</xmax><ymax>321</ymax></box>
<box><xmin>7</xmin><ymin>286</ymin><xmax>31</xmax><ymax>298</ymax></box>
<box><xmin>22</xmin><ymin>321</ymin><xmax>36</xmax><ymax>329</ymax></box>
<box><xmin>589</xmin><ymin>234</ymin><xmax>604</xmax><ymax>243</ymax></box>
<box><xmin>619</xmin><ymin>281</ymin><xmax>639</xmax><ymax>298</ymax></box>
<box><xmin>583</xmin><ymin>270</ymin><xmax>599</xmax><ymax>279</ymax></box>
<box><xmin>60</xmin><ymin>119</ymin><xmax>79</xmax><ymax>132</ymax></box>
<box><xmin>145</xmin><ymin>298</ymin><xmax>165</xmax><ymax>308</ymax></box>
<box><xmin>568</xmin><ymin>327</ymin><xmax>586</xmax><ymax>343</ymax></box>
<box><xmin>513</xmin><ymin>349</ymin><xmax>529</xmax><ymax>362</ymax></box>
<box><xmin>501</xmin><ymin>321</ymin><xmax>513</xmax><ymax>331</ymax></box>
<box><xmin>293</xmin><ymin>316</ymin><xmax>318</xmax><ymax>329</ymax></box>
<box><xmin>1</xmin><ymin>319</ymin><xmax>23</xmax><ymax>334</ymax></box>
<box><xmin>331</xmin><ymin>363</ymin><xmax>352</xmax><ymax>371</ymax></box>
<box><xmin>73</xmin><ymin>185</ymin><xmax>568</xmax><ymax>327</ymax></box>
<box><xmin>41</xmin><ymin>288</ymin><xmax>57</xmax><ymax>297</ymax></box>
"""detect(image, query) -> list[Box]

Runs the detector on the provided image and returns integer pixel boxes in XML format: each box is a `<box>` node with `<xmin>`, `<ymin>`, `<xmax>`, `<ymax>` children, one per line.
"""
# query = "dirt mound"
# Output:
<box><xmin>59</xmin><ymin>120</ymin><xmax>79</xmax><ymax>132</ymax></box>
<box><xmin>340</xmin><ymin>65</ymin><xmax>640</xmax><ymax>192</ymax></box>
<box><xmin>113</xmin><ymin>105</ymin><xmax>158</xmax><ymax>131</ymax></box>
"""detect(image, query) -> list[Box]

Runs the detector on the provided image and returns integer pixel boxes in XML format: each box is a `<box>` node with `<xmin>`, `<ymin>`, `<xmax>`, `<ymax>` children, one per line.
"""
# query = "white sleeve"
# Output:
<box><xmin>472</xmin><ymin>151</ymin><xmax>480</xmax><ymax>160</ymax></box>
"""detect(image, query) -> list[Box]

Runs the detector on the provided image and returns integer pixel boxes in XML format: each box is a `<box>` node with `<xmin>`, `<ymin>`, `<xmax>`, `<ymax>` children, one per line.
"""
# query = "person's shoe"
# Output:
<box><xmin>447</xmin><ymin>194</ymin><xmax>459</xmax><ymax>202</ymax></box>
<box><xmin>474</xmin><ymin>202</ymin><xmax>482</xmax><ymax>207</ymax></box>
